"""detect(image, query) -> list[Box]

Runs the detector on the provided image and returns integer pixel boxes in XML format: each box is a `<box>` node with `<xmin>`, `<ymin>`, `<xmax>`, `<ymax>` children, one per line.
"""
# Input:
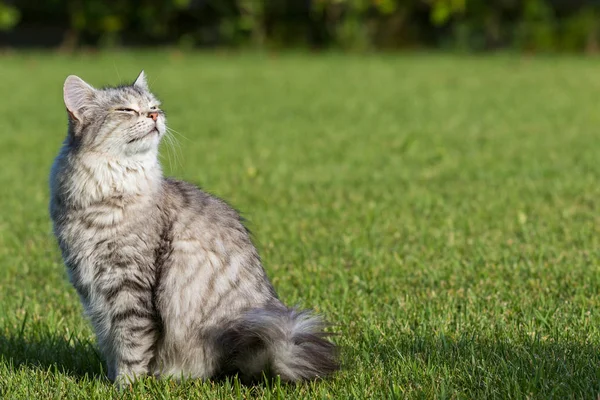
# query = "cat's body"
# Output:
<box><xmin>49</xmin><ymin>72</ymin><xmax>337</xmax><ymax>385</ymax></box>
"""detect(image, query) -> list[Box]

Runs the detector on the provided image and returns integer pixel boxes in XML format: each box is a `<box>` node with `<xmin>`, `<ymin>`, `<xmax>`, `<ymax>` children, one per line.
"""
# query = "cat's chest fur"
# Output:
<box><xmin>50</xmin><ymin>152</ymin><xmax>164</xmax><ymax>303</ymax></box>
<box><xmin>55</xmin><ymin>195</ymin><xmax>161</xmax><ymax>300</ymax></box>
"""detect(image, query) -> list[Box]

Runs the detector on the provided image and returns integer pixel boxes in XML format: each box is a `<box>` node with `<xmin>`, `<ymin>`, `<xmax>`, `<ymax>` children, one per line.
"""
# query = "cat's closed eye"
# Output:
<box><xmin>116</xmin><ymin>108</ymin><xmax>138</xmax><ymax>113</ymax></box>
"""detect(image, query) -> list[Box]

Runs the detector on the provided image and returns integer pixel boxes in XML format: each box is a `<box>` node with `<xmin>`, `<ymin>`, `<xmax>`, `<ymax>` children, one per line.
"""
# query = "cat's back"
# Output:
<box><xmin>161</xmin><ymin>178</ymin><xmax>255</xmax><ymax>251</ymax></box>
<box><xmin>156</xmin><ymin>178</ymin><xmax>276</xmax><ymax>329</ymax></box>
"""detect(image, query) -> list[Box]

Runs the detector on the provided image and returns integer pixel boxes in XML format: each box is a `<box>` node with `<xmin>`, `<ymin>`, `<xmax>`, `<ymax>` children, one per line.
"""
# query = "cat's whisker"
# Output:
<box><xmin>166</xmin><ymin>126</ymin><xmax>190</xmax><ymax>142</ymax></box>
<box><xmin>161</xmin><ymin>129</ymin><xmax>183</xmax><ymax>172</ymax></box>
<box><xmin>159</xmin><ymin>134</ymin><xmax>174</xmax><ymax>172</ymax></box>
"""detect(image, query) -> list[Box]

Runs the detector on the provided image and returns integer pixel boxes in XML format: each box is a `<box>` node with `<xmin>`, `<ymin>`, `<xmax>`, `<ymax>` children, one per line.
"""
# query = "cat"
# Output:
<box><xmin>49</xmin><ymin>71</ymin><xmax>338</xmax><ymax>386</ymax></box>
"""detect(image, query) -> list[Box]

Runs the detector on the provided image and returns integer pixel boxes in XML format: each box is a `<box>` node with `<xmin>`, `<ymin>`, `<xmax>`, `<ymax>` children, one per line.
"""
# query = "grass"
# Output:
<box><xmin>0</xmin><ymin>51</ymin><xmax>599</xmax><ymax>399</ymax></box>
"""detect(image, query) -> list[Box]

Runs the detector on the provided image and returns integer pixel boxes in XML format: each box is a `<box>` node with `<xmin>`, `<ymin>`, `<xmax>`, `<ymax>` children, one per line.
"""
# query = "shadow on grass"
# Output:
<box><xmin>371</xmin><ymin>333</ymin><xmax>600</xmax><ymax>397</ymax></box>
<box><xmin>0</xmin><ymin>330</ymin><xmax>106</xmax><ymax>380</ymax></box>
<box><xmin>0</xmin><ymin>330</ymin><xmax>316</xmax><ymax>388</ymax></box>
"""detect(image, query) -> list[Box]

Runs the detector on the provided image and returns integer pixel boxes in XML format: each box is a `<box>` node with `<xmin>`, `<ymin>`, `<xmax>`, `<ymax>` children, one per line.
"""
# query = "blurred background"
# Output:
<box><xmin>3</xmin><ymin>0</ymin><xmax>600</xmax><ymax>53</ymax></box>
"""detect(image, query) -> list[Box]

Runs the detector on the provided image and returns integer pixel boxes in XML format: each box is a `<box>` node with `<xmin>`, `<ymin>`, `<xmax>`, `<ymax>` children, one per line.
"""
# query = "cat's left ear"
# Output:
<box><xmin>63</xmin><ymin>75</ymin><xmax>96</xmax><ymax>122</ymax></box>
<box><xmin>133</xmin><ymin>70</ymin><xmax>149</xmax><ymax>91</ymax></box>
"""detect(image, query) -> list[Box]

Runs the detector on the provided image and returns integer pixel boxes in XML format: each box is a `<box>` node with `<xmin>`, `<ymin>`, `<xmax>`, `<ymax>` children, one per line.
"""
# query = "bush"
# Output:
<box><xmin>2</xmin><ymin>0</ymin><xmax>600</xmax><ymax>52</ymax></box>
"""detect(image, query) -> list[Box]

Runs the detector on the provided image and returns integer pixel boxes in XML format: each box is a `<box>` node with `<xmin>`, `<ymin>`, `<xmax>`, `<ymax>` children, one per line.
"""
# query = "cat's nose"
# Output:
<box><xmin>148</xmin><ymin>112</ymin><xmax>159</xmax><ymax>121</ymax></box>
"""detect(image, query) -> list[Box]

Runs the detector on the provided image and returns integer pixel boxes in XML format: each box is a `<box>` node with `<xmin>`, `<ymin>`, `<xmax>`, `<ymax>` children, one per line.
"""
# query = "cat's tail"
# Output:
<box><xmin>218</xmin><ymin>304</ymin><xmax>339</xmax><ymax>382</ymax></box>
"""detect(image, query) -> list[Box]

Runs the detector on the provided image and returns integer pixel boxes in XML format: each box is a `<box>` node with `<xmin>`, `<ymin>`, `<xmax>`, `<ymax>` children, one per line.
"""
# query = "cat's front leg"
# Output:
<box><xmin>96</xmin><ymin>283</ymin><xmax>159</xmax><ymax>387</ymax></box>
<box><xmin>110</xmin><ymin>308</ymin><xmax>158</xmax><ymax>387</ymax></box>
<box><xmin>106</xmin><ymin>358</ymin><xmax>117</xmax><ymax>382</ymax></box>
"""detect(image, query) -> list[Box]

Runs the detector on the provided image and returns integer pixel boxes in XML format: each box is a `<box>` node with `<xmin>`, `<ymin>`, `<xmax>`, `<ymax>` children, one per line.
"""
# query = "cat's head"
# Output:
<box><xmin>63</xmin><ymin>71</ymin><xmax>166</xmax><ymax>157</ymax></box>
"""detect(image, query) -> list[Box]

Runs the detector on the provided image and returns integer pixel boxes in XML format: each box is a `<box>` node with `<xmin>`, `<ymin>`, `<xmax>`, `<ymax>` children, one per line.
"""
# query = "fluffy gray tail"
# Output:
<box><xmin>218</xmin><ymin>305</ymin><xmax>339</xmax><ymax>382</ymax></box>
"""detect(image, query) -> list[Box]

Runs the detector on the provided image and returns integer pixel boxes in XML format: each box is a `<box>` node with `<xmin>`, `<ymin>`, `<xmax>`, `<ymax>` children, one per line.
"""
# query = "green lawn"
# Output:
<box><xmin>0</xmin><ymin>52</ymin><xmax>599</xmax><ymax>398</ymax></box>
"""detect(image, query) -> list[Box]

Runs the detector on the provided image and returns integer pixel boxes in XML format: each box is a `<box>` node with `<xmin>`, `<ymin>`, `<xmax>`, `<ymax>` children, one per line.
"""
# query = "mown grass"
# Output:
<box><xmin>0</xmin><ymin>51</ymin><xmax>599</xmax><ymax>399</ymax></box>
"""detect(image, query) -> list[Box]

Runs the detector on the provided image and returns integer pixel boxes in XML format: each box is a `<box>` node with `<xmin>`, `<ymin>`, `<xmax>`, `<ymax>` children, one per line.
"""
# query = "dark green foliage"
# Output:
<box><xmin>3</xmin><ymin>0</ymin><xmax>600</xmax><ymax>51</ymax></box>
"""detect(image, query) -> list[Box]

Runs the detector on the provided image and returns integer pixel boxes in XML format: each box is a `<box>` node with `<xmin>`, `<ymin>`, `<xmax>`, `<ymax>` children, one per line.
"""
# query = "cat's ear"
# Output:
<box><xmin>63</xmin><ymin>75</ymin><xmax>95</xmax><ymax>122</ymax></box>
<box><xmin>133</xmin><ymin>70</ymin><xmax>149</xmax><ymax>91</ymax></box>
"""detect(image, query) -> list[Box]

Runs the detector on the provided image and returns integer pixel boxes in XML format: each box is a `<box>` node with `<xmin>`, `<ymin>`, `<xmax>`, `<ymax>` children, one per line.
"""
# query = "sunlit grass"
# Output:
<box><xmin>0</xmin><ymin>52</ymin><xmax>599</xmax><ymax>398</ymax></box>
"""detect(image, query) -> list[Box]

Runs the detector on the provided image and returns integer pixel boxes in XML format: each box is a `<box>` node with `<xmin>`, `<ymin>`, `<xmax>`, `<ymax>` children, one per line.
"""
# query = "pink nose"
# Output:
<box><xmin>148</xmin><ymin>112</ymin><xmax>158</xmax><ymax>121</ymax></box>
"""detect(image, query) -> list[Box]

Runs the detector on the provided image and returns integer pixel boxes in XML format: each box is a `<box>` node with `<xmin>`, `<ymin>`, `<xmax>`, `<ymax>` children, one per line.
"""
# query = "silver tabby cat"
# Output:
<box><xmin>49</xmin><ymin>72</ymin><xmax>338</xmax><ymax>386</ymax></box>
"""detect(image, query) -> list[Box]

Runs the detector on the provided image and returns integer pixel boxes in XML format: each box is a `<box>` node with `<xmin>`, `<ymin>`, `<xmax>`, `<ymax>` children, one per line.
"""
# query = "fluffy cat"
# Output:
<box><xmin>49</xmin><ymin>71</ymin><xmax>338</xmax><ymax>386</ymax></box>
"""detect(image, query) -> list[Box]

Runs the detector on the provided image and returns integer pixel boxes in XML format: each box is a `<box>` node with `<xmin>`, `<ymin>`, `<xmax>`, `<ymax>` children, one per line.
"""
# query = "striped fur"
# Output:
<box><xmin>49</xmin><ymin>72</ymin><xmax>338</xmax><ymax>386</ymax></box>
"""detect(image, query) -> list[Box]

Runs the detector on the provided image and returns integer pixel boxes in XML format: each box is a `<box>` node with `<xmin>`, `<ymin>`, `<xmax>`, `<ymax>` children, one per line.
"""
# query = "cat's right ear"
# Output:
<box><xmin>63</xmin><ymin>75</ymin><xmax>95</xmax><ymax>122</ymax></box>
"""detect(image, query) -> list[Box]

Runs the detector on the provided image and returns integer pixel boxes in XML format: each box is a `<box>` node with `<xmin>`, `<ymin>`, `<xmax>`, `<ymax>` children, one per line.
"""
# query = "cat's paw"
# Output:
<box><xmin>113</xmin><ymin>369</ymin><xmax>147</xmax><ymax>390</ymax></box>
<box><xmin>114</xmin><ymin>373</ymin><xmax>135</xmax><ymax>390</ymax></box>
